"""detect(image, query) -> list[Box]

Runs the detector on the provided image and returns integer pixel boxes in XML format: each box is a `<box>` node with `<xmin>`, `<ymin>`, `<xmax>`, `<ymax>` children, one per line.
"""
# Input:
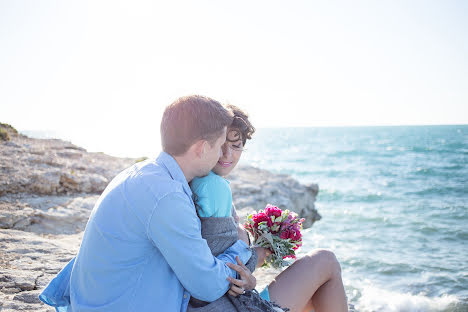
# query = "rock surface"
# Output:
<box><xmin>230</xmin><ymin>166</ymin><xmax>320</xmax><ymax>229</ymax></box>
<box><xmin>0</xmin><ymin>124</ymin><xmax>320</xmax><ymax>311</ymax></box>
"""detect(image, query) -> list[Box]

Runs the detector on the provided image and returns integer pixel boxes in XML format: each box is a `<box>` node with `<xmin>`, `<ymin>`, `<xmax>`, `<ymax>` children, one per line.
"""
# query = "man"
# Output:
<box><xmin>40</xmin><ymin>95</ymin><xmax>260</xmax><ymax>311</ymax></box>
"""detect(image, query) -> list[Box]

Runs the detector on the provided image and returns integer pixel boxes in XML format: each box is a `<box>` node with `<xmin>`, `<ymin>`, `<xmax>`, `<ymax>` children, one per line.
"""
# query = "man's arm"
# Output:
<box><xmin>147</xmin><ymin>192</ymin><xmax>251</xmax><ymax>302</ymax></box>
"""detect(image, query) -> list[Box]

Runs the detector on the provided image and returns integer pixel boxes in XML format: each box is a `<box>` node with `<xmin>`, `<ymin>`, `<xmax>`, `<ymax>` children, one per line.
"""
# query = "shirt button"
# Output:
<box><xmin>184</xmin><ymin>294</ymin><xmax>187</xmax><ymax>299</ymax></box>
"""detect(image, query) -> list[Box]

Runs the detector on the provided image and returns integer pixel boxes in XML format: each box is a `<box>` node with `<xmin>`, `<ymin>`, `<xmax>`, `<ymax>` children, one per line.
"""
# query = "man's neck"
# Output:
<box><xmin>172</xmin><ymin>155</ymin><xmax>196</xmax><ymax>182</ymax></box>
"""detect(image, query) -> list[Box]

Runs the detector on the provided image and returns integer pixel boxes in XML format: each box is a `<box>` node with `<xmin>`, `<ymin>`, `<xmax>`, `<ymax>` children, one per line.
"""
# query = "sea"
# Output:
<box><xmin>239</xmin><ymin>125</ymin><xmax>468</xmax><ymax>312</ymax></box>
<box><xmin>24</xmin><ymin>125</ymin><xmax>467</xmax><ymax>312</ymax></box>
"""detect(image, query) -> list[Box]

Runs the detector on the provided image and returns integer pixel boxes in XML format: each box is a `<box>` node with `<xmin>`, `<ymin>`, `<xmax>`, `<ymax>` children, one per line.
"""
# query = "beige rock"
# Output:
<box><xmin>229</xmin><ymin>165</ymin><xmax>321</xmax><ymax>227</ymax></box>
<box><xmin>0</xmin><ymin>127</ymin><xmax>135</xmax><ymax>196</ymax></box>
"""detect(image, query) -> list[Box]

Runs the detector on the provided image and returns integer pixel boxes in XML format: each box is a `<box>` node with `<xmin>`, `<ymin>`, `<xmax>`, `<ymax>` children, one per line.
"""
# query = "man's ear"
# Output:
<box><xmin>192</xmin><ymin>140</ymin><xmax>207</xmax><ymax>158</ymax></box>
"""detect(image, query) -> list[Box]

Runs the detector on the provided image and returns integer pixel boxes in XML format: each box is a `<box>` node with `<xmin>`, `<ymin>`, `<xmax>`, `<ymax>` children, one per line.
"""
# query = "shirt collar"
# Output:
<box><xmin>156</xmin><ymin>152</ymin><xmax>193</xmax><ymax>197</ymax></box>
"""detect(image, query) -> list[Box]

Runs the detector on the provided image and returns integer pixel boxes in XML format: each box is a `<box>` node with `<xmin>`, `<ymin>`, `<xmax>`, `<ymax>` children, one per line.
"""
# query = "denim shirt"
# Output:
<box><xmin>39</xmin><ymin>152</ymin><xmax>251</xmax><ymax>312</ymax></box>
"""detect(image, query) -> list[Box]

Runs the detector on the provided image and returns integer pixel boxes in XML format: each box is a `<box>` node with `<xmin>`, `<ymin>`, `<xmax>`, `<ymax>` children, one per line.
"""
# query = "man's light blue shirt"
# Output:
<box><xmin>39</xmin><ymin>152</ymin><xmax>251</xmax><ymax>312</ymax></box>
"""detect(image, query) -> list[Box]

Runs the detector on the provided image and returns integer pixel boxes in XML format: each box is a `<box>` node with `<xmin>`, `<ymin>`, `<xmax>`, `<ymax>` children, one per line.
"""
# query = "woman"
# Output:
<box><xmin>199</xmin><ymin>104</ymin><xmax>348</xmax><ymax>312</ymax></box>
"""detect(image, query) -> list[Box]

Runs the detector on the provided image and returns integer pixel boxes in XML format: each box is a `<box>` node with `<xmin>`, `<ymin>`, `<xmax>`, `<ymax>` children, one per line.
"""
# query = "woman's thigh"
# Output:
<box><xmin>267</xmin><ymin>249</ymin><xmax>340</xmax><ymax>312</ymax></box>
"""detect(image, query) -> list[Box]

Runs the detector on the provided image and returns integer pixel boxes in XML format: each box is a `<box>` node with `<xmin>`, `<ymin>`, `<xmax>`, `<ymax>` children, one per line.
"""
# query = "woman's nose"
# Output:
<box><xmin>221</xmin><ymin>144</ymin><xmax>232</xmax><ymax>158</ymax></box>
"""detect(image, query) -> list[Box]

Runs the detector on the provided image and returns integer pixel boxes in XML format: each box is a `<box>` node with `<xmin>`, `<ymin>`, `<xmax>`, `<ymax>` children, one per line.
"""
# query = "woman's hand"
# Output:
<box><xmin>226</xmin><ymin>256</ymin><xmax>256</xmax><ymax>296</ymax></box>
<box><xmin>237</xmin><ymin>224</ymin><xmax>250</xmax><ymax>246</ymax></box>
<box><xmin>253</xmin><ymin>247</ymin><xmax>272</xmax><ymax>268</ymax></box>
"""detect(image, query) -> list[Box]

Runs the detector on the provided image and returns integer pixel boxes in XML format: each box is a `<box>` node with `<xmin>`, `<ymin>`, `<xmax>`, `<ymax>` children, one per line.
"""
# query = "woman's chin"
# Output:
<box><xmin>213</xmin><ymin>166</ymin><xmax>231</xmax><ymax>177</ymax></box>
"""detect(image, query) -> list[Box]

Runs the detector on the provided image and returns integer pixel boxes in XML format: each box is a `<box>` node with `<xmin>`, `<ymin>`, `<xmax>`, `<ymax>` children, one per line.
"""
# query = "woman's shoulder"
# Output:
<box><xmin>191</xmin><ymin>171</ymin><xmax>229</xmax><ymax>193</ymax></box>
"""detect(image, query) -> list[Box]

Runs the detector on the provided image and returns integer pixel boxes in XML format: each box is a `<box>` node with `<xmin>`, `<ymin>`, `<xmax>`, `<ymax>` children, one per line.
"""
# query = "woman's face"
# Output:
<box><xmin>212</xmin><ymin>128</ymin><xmax>244</xmax><ymax>177</ymax></box>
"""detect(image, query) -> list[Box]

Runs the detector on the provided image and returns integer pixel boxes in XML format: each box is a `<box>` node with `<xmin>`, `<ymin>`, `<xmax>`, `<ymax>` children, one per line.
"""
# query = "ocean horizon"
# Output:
<box><xmin>22</xmin><ymin>124</ymin><xmax>468</xmax><ymax>311</ymax></box>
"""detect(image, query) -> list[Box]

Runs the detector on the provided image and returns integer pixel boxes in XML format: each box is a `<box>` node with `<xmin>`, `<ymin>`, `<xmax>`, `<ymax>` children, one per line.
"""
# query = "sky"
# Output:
<box><xmin>1</xmin><ymin>0</ymin><xmax>467</xmax><ymax>157</ymax></box>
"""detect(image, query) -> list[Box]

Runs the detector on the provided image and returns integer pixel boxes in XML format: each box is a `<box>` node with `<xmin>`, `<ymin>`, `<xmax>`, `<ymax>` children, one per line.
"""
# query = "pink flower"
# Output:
<box><xmin>265</xmin><ymin>205</ymin><xmax>282</xmax><ymax>218</ymax></box>
<box><xmin>279</xmin><ymin>230</ymin><xmax>290</xmax><ymax>240</ymax></box>
<box><xmin>289</xmin><ymin>229</ymin><xmax>302</xmax><ymax>241</ymax></box>
<box><xmin>295</xmin><ymin>229</ymin><xmax>302</xmax><ymax>239</ymax></box>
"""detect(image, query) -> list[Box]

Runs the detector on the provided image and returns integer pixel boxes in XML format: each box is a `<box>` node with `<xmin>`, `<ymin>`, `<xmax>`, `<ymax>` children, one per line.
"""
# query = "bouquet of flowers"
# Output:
<box><xmin>243</xmin><ymin>204</ymin><xmax>305</xmax><ymax>268</ymax></box>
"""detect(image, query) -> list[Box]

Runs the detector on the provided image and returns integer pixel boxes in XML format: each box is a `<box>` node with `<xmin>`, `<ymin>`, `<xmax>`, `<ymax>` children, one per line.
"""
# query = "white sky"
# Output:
<box><xmin>1</xmin><ymin>0</ymin><xmax>467</xmax><ymax>157</ymax></box>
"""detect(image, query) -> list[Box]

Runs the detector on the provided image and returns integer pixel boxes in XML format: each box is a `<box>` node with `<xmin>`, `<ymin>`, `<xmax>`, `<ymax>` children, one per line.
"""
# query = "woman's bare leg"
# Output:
<box><xmin>267</xmin><ymin>249</ymin><xmax>348</xmax><ymax>312</ymax></box>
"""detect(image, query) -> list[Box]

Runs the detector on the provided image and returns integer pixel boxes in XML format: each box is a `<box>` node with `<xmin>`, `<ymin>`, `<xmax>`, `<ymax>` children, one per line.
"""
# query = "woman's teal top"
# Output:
<box><xmin>191</xmin><ymin>171</ymin><xmax>232</xmax><ymax>217</ymax></box>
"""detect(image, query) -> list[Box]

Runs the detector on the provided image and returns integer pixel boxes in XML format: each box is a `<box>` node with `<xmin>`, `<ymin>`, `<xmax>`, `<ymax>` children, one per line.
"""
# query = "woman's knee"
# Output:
<box><xmin>304</xmin><ymin>249</ymin><xmax>342</xmax><ymax>276</ymax></box>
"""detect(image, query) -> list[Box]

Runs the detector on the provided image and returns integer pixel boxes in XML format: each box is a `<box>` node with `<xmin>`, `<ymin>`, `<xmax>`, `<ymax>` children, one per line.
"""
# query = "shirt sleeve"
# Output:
<box><xmin>147</xmin><ymin>192</ymin><xmax>251</xmax><ymax>302</ymax></box>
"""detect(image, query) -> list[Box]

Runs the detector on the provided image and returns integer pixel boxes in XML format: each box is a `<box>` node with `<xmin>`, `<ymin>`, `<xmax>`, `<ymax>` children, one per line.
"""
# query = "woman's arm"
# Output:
<box><xmin>232</xmin><ymin>204</ymin><xmax>270</xmax><ymax>269</ymax></box>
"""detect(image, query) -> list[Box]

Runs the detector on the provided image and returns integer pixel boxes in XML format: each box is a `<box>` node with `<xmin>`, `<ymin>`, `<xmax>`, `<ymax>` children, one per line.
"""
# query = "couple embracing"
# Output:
<box><xmin>40</xmin><ymin>95</ymin><xmax>348</xmax><ymax>312</ymax></box>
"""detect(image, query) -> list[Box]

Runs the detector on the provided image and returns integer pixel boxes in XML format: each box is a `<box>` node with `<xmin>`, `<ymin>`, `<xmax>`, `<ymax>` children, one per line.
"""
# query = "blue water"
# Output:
<box><xmin>239</xmin><ymin>125</ymin><xmax>468</xmax><ymax>312</ymax></box>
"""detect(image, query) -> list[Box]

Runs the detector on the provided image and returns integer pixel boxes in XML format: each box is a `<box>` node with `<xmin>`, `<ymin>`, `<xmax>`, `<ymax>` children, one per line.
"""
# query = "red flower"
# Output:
<box><xmin>265</xmin><ymin>205</ymin><xmax>282</xmax><ymax>218</ymax></box>
<box><xmin>252</xmin><ymin>212</ymin><xmax>273</xmax><ymax>227</ymax></box>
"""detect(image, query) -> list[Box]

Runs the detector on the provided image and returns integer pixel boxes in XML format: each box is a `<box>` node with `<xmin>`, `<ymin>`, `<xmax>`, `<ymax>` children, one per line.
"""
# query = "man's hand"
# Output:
<box><xmin>226</xmin><ymin>256</ymin><xmax>256</xmax><ymax>296</ymax></box>
<box><xmin>253</xmin><ymin>247</ymin><xmax>271</xmax><ymax>268</ymax></box>
<box><xmin>237</xmin><ymin>224</ymin><xmax>250</xmax><ymax>246</ymax></box>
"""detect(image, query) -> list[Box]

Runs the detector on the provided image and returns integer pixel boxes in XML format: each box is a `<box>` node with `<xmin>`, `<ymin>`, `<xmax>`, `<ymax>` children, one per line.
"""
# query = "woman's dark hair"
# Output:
<box><xmin>225</xmin><ymin>104</ymin><xmax>255</xmax><ymax>146</ymax></box>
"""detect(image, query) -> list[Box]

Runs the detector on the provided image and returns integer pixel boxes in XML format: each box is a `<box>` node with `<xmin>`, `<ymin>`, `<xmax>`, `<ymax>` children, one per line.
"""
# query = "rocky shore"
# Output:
<box><xmin>0</xmin><ymin>123</ymin><xmax>321</xmax><ymax>311</ymax></box>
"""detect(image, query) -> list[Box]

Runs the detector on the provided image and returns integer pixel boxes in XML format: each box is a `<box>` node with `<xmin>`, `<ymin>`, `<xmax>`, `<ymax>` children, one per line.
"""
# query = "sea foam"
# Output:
<box><xmin>355</xmin><ymin>284</ymin><xmax>459</xmax><ymax>312</ymax></box>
